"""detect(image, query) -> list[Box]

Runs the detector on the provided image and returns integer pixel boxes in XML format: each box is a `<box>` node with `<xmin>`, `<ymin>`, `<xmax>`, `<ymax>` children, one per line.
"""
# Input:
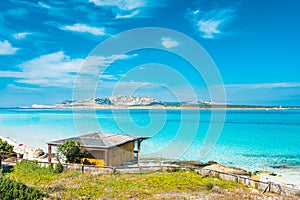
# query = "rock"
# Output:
<box><xmin>202</xmin><ymin>164</ymin><xmax>251</xmax><ymax>176</ymax></box>
<box><xmin>172</xmin><ymin>160</ymin><xmax>209</xmax><ymax>168</ymax></box>
<box><xmin>208</xmin><ymin>160</ymin><xmax>218</xmax><ymax>164</ymax></box>
<box><xmin>33</xmin><ymin>148</ymin><xmax>45</xmax><ymax>158</ymax></box>
<box><xmin>212</xmin><ymin>186</ymin><xmax>223</xmax><ymax>193</ymax></box>
<box><xmin>109</xmin><ymin>95</ymin><xmax>162</xmax><ymax>106</ymax></box>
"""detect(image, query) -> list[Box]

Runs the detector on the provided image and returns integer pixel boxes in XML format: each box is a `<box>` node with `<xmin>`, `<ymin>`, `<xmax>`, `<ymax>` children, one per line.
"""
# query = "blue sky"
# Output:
<box><xmin>0</xmin><ymin>0</ymin><xmax>300</xmax><ymax>107</ymax></box>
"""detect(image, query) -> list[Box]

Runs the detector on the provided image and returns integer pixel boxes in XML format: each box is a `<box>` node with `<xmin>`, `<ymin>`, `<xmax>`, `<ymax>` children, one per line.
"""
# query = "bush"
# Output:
<box><xmin>204</xmin><ymin>182</ymin><xmax>214</xmax><ymax>190</ymax></box>
<box><xmin>13</xmin><ymin>160</ymin><xmax>55</xmax><ymax>175</ymax></box>
<box><xmin>58</xmin><ymin>140</ymin><xmax>85</xmax><ymax>163</ymax></box>
<box><xmin>54</xmin><ymin>162</ymin><xmax>64</xmax><ymax>173</ymax></box>
<box><xmin>0</xmin><ymin>176</ymin><xmax>46</xmax><ymax>199</ymax></box>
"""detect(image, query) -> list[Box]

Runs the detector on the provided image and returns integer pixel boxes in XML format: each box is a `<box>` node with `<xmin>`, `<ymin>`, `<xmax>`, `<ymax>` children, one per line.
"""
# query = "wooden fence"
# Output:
<box><xmin>198</xmin><ymin>168</ymin><xmax>300</xmax><ymax>196</ymax></box>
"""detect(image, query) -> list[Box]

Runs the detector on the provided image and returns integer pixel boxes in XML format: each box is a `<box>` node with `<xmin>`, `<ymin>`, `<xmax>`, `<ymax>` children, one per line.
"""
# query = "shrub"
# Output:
<box><xmin>204</xmin><ymin>182</ymin><xmax>214</xmax><ymax>190</ymax></box>
<box><xmin>13</xmin><ymin>160</ymin><xmax>55</xmax><ymax>175</ymax></box>
<box><xmin>54</xmin><ymin>162</ymin><xmax>64</xmax><ymax>173</ymax></box>
<box><xmin>0</xmin><ymin>176</ymin><xmax>46</xmax><ymax>199</ymax></box>
<box><xmin>57</xmin><ymin>140</ymin><xmax>85</xmax><ymax>163</ymax></box>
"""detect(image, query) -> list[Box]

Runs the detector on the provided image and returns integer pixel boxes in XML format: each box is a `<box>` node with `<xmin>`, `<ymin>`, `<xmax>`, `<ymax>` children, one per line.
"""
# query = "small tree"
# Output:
<box><xmin>0</xmin><ymin>139</ymin><xmax>14</xmax><ymax>167</ymax></box>
<box><xmin>57</xmin><ymin>140</ymin><xmax>84</xmax><ymax>163</ymax></box>
<box><xmin>54</xmin><ymin>162</ymin><xmax>63</xmax><ymax>173</ymax></box>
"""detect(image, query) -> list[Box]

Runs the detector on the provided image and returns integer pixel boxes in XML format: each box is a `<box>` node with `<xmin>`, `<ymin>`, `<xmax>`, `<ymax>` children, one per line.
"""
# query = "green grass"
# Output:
<box><xmin>9</xmin><ymin>171</ymin><xmax>244</xmax><ymax>199</ymax></box>
<box><xmin>5</xmin><ymin>161</ymin><xmax>249</xmax><ymax>199</ymax></box>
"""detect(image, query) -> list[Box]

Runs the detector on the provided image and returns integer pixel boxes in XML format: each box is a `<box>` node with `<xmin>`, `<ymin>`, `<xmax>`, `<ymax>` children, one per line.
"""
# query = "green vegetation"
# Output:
<box><xmin>3</xmin><ymin>160</ymin><xmax>294</xmax><ymax>199</ymax></box>
<box><xmin>4</xmin><ymin>161</ymin><xmax>253</xmax><ymax>199</ymax></box>
<box><xmin>0</xmin><ymin>176</ymin><xmax>45</xmax><ymax>200</ymax></box>
<box><xmin>8</xmin><ymin>160</ymin><xmax>61</xmax><ymax>184</ymax></box>
<box><xmin>54</xmin><ymin>162</ymin><xmax>64</xmax><ymax>173</ymax></box>
<box><xmin>57</xmin><ymin>140</ymin><xmax>85</xmax><ymax>163</ymax></box>
<box><xmin>0</xmin><ymin>139</ymin><xmax>14</xmax><ymax>163</ymax></box>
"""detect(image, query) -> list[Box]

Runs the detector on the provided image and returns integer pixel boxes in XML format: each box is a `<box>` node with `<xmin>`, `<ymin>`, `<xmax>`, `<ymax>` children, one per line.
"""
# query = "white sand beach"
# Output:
<box><xmin>260</xmin><ymin>170</ymin><xmax>300</xmax><ymax>190</ymax></box>
<box><xmin>0</xmin><ymin>134</ymin><xmax>46</xmax><ymax>161</ymax></box>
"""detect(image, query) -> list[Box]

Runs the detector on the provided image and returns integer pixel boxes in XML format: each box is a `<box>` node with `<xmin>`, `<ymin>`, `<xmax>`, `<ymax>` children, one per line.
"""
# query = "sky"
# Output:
<box><xmin>0</xmin><ymin>0</ymin><xmax>300</xmax><ymax>107</ymax></box>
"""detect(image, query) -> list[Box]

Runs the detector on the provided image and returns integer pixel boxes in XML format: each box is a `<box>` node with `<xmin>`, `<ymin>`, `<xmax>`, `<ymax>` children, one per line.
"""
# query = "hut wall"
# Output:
<box><xmin>86</xmin><ymin>149</ymin><xmax>105</xmax><ymax>160</ymax></box>
<box><xmin>81</xmin><ymin>149</ymin><xmax>106</xmax><ymax>166</ymax></box>
<box><xmin>108</xmin><ymin>141</ymin><xmax>134</xmax><ymax>166</ymax></box>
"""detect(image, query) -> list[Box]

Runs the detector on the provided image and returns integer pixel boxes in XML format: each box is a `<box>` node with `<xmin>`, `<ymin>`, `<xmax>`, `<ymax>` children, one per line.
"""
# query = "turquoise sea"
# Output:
<box><xmin>1</xmin><ymin>108</ymin><xmax>300</xmax><ymax>176</ymax></box>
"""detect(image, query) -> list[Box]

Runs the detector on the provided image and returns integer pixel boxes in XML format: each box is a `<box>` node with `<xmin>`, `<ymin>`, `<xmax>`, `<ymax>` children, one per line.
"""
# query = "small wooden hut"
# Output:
<box><xmin>47</xmin><ymin>132</ymin><xmax>149</xmax><ymax>166</ymax></box>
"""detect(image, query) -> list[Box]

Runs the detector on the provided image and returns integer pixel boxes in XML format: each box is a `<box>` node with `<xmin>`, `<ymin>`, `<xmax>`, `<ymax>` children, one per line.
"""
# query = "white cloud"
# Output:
<box><xmin>89</xmin><ymin>0</ymin><xmax>145</xmax><ymax>11</ymax></box>
<box><xmin>226</xmin><ymin>82</ymin><xmax>300</xmax><ymax>89</ymax></box>
<box><xmin>0</xmin><ymin>52</ymin><xmax>137</xmax><ymax>87</ymax></box>
<box><xmin>6</xmin><ymin>84</ymin><xmax>40</xmax><ymax>91</ymax></box>
<box><xmin>38</xmin><ymin>2</ymin><xmax>51</xmax><ymax>9</ymax></box>
<box><xmin>189</xmin><ymin>6</ymin><xmax>235</xmax><ymax>39</ymax></box>
<box><xmin>161</xmin><ymin>37</ymin><xmax>179</xmax><ymax>48</ymax></box>
<box><xmin>0</xmin><ymin>51</ymin><xmax>84</xmax><ymax>87</ymax></box>
<box><xmin>80</xmin><ymin>54</ymin><xmax>137</xmax><ymax>75</ymax></box>
<box><xmin>197</xmin><ymin>20</ymin><xmax>222</xmax><ymax>39</ymax></box>
<box><xmin>0</xmin><ymin>40</ymin><xmax>18</xmax><ymax>55</ymax></box>
<box><xmin>61</xmin><ymin>23</ymin><xmax>106</xmax><ymax>36</ymax></box>
<box><xmin>13</xmin><ymin>32</ymin><xmax>31</xmax><ymax>39</ymax></box>
<box><xmin>116</xmin><ymin>10</ymin><xmax>140</xmax><ymax>19</ymax></box>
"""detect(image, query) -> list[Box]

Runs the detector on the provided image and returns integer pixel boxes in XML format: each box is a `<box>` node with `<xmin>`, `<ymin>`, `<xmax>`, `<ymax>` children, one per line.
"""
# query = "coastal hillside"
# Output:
<box><xmin>27</xmin><ymin>96</ymin><xmax>294</xmax><ymax>109</ymax></box>
<box><xmin>29</xmin><ymin>95</ymin><xmax>229</xmax><ymax>109</ymax></box>
<box><xmin>30</xmin><ymin>96</ymin><xmax>164</xmax><ymax>108</ymax></box>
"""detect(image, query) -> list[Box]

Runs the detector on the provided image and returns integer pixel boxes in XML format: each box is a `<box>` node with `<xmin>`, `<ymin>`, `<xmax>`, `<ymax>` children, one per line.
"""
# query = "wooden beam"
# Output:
<box><xmin>47</xmin><ymin>145</ymin><xmax>52</xmax><ymax>163</ymax></box>
<box><xmin>137</xmin><ymin>139</ymin><xmax>141</xmax><ymax>165</ymax></box>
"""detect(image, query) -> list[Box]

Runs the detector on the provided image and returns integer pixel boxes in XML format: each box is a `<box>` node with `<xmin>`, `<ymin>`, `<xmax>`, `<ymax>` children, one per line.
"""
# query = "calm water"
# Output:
<box><xmin>1</xmin><ymin>108</ymin><xmax>300</xmax><ymax>174</ymax></box>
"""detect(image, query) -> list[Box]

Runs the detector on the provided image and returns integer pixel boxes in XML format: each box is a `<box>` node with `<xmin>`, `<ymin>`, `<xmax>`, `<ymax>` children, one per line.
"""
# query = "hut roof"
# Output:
<box><xmin>47</xmin><ymin>132</ymin><xmax>149</xmax><ymax>149</ymax></box>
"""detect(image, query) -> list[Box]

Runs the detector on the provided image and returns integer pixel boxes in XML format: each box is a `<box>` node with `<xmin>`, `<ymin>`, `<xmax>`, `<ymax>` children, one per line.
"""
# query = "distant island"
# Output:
<box><xmin>21</xmin><ymin>95</ymin><xmax>299</xmax><ymax>110</ymax></box>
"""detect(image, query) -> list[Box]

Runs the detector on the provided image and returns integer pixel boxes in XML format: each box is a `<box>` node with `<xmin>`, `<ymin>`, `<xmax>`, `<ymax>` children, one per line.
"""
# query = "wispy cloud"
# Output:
<box><xmin>0</xmin><ymin>52</ymin><xmax>138</xmax><ymax>87</ymax></box>
<box><xmin>188</xmin><ymin>4</ymin><xmax>235</xmax><ymax>39</ymax></box>
<box><xmin>0</xmin><ymin>51</ymin><xmax>84</xmax><ymax>87</ymax></box>
<box><xmin>0</xmin><ymin>40</ymin><xmax>18</xmax><ymax>55</ymax></box>
<box><xmin>38</xmin><ymin>1</ymin><xmax>51</xmax><ymax>9</ymax></box>
<box><xmin>197</xmin><ymin>20</ymin><xmax>222</xmax><ymax>39</ymax></box>
<box><xmin>224</xmin><ymin>82</ymin><xmax>300</xmax><ymax>105</ymax></box>
<box><xmin>6</xmin><ymin>84</ymin><xmax>41</xmax><ymax>91</ymax></box>
<box><xmin>226</xmin><ymin>82</ymin><xmax>300</xmax><ymax>89</ymax></box>
<box><xmin>13</xmin><ymin>32</ymin><xmax>32</xmax><ymax>40</ymax></box>
<box><xmin>79</xmin><ymin>54</ymin><xmax>138</xmax><ymax>79</ymax></box>
<box><xmin>89</xmin><ymin>0</ymin><xmax>146</xmax><ymax>19</ymax></box>
<box><xmin>116</xmin><ymin>10</ymin><xmax>140</xmax><ymax>19</ymax></box>
<box><xmin>161</xmin><ymin>37</ymin><xmax>179</xmax><ymax>48</ymax></box>
<box><xmin>89</xmin><ymin>0</ymin><xmax>145</xmax><ymax>11</ymax></box>
<box><xmin>61</xmin><ymin>23</ymin><xmax>106</xmax><ymax>36</ymax></box>
<box><xmin>5</xmin><ymin>8</ymin><xmax>28</xmax><ymax>19</ymax></box>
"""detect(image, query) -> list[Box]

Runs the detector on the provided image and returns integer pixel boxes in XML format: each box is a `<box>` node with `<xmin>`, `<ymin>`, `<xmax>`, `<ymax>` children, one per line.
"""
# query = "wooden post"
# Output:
<box><xmin>104</xmin><ymin>149</ymin><xmax>108</xmax><ymax>166</ymax></box>
<box><xmin>137</xmin><ymin>139</ymin><xmax>141</xmax><ymax>165</ymax></box>
<box><xmin>47</xmin><ymin>145</ymin><xmax>52</xmax><ymax>163</ymax></box>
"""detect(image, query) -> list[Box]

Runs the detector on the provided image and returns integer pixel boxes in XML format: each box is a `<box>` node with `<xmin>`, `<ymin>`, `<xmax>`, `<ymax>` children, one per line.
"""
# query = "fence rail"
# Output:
<box><xmin>197</xmin><ymin>168</ymin><xmax>300</xmax><ymax>196</ymax></box>
<box><xmin>37</xmin><ymin>161</ymin><xmax>300</xmax><ymax>197</ymax></box>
